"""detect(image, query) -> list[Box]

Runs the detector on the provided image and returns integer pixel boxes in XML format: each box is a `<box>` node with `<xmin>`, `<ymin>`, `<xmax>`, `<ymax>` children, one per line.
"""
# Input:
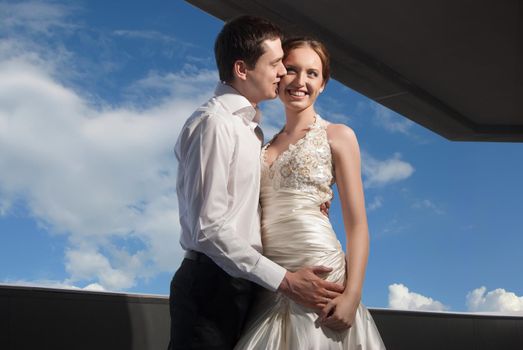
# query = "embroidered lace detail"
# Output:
<box><xmin>261</xmin><ymin>115</ymin><xmax>334</xmax><ymax>202</ymax></box>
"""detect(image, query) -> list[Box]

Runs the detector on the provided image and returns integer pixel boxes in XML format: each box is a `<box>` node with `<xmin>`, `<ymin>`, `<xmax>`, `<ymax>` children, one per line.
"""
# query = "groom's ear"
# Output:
<box><xmin>232</xmin><ymin>60</ymin><xmax>248</xmax><ymax>81</ymax></box>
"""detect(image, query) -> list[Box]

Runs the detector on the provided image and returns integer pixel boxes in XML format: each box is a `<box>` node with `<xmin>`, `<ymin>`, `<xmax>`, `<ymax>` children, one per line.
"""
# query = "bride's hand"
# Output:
<box><xmin>318</xmin><ymin>292</ymin><xmax>360</xmax><ymax>331</ymax></box>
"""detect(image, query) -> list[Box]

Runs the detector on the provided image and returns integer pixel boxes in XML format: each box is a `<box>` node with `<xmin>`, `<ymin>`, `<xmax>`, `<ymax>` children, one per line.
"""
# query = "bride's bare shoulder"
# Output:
<box><xmin>326</xmin><ymin>123</ymin><xmax>359</xmax><ymax>153</ymax></box>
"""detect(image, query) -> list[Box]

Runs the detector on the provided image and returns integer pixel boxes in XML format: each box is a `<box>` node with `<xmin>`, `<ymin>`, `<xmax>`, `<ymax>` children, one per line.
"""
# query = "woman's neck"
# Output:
<box><xmin>284</xmin><ymin>107</ymin><xmax>316</xmax><ymax>134</ymax></box>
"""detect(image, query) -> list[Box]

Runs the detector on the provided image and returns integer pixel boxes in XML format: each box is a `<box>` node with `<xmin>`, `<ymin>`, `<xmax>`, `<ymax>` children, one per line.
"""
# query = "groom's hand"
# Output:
<box><xmin>320</xmin><ymin>200</ymin><xmax>331</xmax><ymax>217</ymax></box>
<box><xmin>277</xmin><ymin>266</ymin><xmax>344</xmax><ymax>311</ymax></box>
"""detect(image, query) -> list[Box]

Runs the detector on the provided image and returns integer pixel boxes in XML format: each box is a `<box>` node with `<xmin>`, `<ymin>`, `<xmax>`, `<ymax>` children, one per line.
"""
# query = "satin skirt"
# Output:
<box><xmin>234</xmin><ymin>189</ymin><xmax>385</xmax><ymax>349</ymax></box>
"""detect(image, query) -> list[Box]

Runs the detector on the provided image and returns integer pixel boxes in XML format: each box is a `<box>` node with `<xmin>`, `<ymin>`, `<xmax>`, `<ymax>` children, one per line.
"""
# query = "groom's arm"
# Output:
<box><xmin>182</xmin><ymin>115</ymin><xmax>286</xmax><ymax>291</ymax></box>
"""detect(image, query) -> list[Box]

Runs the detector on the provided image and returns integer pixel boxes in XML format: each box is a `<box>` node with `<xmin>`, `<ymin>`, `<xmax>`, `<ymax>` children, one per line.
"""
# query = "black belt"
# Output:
<box><xmin>184</xmin><ymin>250</ymin><xmax>215</xmax><ymax>264</ymax></box>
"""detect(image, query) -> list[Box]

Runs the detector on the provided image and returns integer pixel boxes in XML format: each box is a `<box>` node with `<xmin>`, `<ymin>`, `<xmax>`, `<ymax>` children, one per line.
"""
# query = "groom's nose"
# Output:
<box><xmin>277</xmin><ymin>62</ymin><xmax>287</xmax><ymax>77</ymax></box>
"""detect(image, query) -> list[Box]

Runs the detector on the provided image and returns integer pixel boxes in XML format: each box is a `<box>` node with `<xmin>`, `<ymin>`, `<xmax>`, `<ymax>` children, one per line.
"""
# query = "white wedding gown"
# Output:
<box><xmin>234</xmin><ymin>116</ymin><xmax>385</xmax><ymax>350</ymax></box>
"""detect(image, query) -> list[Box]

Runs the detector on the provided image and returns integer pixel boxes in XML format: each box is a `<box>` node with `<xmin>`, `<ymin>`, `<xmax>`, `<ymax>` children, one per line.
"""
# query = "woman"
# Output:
<box><xmin>234</xmin><ymin>37</ymin><xmax>385</xmax><ymax>349</ymax></box>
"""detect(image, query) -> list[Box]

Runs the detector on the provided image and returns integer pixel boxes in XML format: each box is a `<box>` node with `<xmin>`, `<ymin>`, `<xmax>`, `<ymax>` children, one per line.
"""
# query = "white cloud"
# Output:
<box><xmin>127</xmin><ymin>66</ymin><xmax>217</xmax><ymax>102</ymax></box>
<box><xmin>0</xmin><ymin>32</ymin><xmax>216</xmax><ymax>290</ymax></box>
<box><xmin>0</xmin><ymin>1</ymin><xmax>78</xmax><ymax>35</ymax></box>
<box><xmin>412</xmin><ymin>199</ymin><xmax>444</xmax><ymax>214</ymax></box>
<box><xmin>388</xmin><ymin>283</ymin><xmax>448</xmax><ymax>311</ymax></box>
<box><xmin>316</xmin><ymin>97</ymin><xmax>353</xmax><ymax>124</ymax></box>
<box><xmin>113</xmin><ymin>30</ymin><xmax>176</xmax><ymax>42</ymax></box>
<box><xmin>371</xmin><ymin>103</ymin><xmax>413</xmax><ymax>134</ymax></box>
<box><xmin>367</xmin><ymin>195</ymin><xmax>384</xmax><ymax>211</ymax></box>
<box><xmin>65</xmin><ymin>249</ymin><xmax>136</xmax><ymax>290</ymax></box>
<box><xmin>362</xmin><ymin>152</ymin><xmax>414</xmax><ymax>188</ymax></box>
<box><xmin>84</xmin><ymin>283</ymin><xmax>106</xmax><ymax>291</ymax></box>
<box><xmin>112</xmin><ymin>29</ymin><xmax>197</xmax><ymax>52</ymax></box>
<box><xmin>467</xmin><ymin>286</ymin><xmax>523</xmax><ymax>315</ymax></box>
<box><xmin>0</xmin><ymin>197</ymin><xmax>10</xmax><ymax>216</ymax></box>
<box><xmin>1</xmin><ymin>279</ymin><xmax>104</xmax><ymax>291</ymax></box>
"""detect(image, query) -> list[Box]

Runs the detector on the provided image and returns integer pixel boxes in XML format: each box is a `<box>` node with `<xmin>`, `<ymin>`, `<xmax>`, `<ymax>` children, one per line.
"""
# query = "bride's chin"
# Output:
<box><xmin>284</xmin><ymin>98</ymin><xmax>304</xmax><ymax>106</ymax></box>
<box><xmin>283</xmin><ymin>103</ymin><xmax>304</xmax><ymax>112</ymax></box>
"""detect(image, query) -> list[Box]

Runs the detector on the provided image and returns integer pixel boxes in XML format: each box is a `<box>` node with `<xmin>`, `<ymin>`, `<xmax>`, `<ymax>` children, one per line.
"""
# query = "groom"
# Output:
<box><xmin>169</xmin><ymin>15</ymin><xmax>344</xmax><ymax>350</ymax></box>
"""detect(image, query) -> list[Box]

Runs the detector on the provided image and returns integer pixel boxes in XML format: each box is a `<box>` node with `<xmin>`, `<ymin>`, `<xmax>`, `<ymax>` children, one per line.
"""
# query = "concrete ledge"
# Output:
<box><xmin>1</xmin><ymin>285</ymin><xmax>522</xmax><ymax>349</ymax></box>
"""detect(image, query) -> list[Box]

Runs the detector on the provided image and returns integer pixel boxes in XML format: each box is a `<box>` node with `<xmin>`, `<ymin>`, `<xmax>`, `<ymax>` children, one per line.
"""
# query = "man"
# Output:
<box><xmin>169</xmin><ymin>15</ymin><xmax>344</xmax><ymax>350</ymax></box>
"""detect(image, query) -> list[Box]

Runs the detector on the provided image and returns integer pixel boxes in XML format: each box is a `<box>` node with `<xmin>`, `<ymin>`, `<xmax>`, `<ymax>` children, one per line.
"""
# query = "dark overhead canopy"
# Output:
<box><xmin>187</xmin><ymin>0</ymin><xmax>523</xmax><ymax>142</ymax></box>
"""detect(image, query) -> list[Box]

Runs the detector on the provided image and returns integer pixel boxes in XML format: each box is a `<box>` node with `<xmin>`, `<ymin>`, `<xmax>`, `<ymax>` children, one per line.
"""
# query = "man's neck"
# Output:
<box><xmin>228</xmin><ymin>81</ymin><xmax>257</xmax><ymax>108</ymax></box>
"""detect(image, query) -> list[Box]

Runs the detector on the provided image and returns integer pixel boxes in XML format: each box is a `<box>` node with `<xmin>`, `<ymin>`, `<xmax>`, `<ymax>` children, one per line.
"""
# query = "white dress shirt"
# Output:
<box><xmin>174</xmin><ymin>83</ymin><xmax>286</xmax><ymax>291</ymax></box>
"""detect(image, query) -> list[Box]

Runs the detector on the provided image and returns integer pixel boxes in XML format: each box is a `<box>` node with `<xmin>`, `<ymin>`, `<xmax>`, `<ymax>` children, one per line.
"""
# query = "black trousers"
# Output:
<box><xmin>168</xmin><ymin>256</ymin><xmax>255</xmax><ymax>350</ymax></box>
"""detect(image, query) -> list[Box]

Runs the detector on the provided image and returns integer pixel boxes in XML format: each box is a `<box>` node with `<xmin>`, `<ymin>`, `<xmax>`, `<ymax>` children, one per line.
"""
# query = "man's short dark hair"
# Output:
<box><xmin>214</xmin><ymin>15</ymin><xmax>284</xmax><ymax>83</ymax></box>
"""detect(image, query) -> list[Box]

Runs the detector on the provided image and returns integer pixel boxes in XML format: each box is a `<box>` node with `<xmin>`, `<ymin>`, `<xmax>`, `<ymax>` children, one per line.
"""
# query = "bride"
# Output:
<box><xmin>234</xmin><ymin>37</ymin><xmax>386</xmax><ymax>349</ymax></box>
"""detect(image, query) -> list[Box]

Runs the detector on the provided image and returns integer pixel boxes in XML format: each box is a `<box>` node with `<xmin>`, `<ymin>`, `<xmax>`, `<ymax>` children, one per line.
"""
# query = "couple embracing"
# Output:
<box><xmin>169</xmin><ymin>15</ymin><xmax>386</xmax><ymax>350</ymax></box>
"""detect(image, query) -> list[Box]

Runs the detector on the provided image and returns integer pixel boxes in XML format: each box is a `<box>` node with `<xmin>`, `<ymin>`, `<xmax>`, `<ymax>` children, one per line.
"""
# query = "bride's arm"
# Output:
<box><xmin>320</xmin><ymin>123</ymin><xmax>369</xmax><ymax>330</ymax></box>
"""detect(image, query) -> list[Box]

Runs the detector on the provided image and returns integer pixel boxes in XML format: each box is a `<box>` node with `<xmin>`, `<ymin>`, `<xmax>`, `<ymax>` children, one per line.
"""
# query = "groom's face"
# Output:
<box><xmin>244</xmin><ymin>38</ymin><xmax>287</xmax><ymax>104</ymax></box>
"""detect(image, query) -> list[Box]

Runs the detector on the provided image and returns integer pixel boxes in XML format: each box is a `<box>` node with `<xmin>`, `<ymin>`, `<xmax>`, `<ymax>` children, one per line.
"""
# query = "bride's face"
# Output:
<box><xmin>278</xmin><ymin>46</ymin><xmax>325</xmax><ymax>112</ymax></box>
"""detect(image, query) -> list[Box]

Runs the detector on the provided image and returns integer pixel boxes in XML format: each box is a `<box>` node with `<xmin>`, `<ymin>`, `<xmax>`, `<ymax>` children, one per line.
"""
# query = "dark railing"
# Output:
<box><xmin>1</xmin><ymin>285</ymin><xmax>522</xmax><ymax>349</ymax></box>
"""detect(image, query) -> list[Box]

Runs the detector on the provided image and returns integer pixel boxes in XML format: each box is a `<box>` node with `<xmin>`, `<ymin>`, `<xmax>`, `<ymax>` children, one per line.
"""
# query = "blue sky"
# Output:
<box><xmin>1</xmin><ymin>0</ymin><xmax>522</xmax><ymax>314</ymax></box>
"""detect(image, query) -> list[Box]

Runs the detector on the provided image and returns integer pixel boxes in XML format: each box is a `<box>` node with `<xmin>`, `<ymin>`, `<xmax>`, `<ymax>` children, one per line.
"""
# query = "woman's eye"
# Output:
<box><xmin>285</xmin><ymin>67</ymin><xmax>296</xmax><ymax>73</ymax></box>
<box><xmin>308</xmin><ymin>71</ymin><xmax>319</xmax><ymax>77</ymax></box>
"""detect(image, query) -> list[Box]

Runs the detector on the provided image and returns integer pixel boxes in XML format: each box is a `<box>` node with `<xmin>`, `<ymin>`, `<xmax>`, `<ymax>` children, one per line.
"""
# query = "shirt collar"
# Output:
<box><xmin>214</xmin><ymin>83</ymin><xmax>260</xmax><ymax>124</ymax></box>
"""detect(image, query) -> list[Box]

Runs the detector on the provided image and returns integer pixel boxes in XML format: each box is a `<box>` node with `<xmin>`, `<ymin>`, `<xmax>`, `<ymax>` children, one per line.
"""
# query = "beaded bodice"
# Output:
<box><xmin>261</xmin><ymin>115</ymin><xmax>334</xmax><ymax>203</ymax></box>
